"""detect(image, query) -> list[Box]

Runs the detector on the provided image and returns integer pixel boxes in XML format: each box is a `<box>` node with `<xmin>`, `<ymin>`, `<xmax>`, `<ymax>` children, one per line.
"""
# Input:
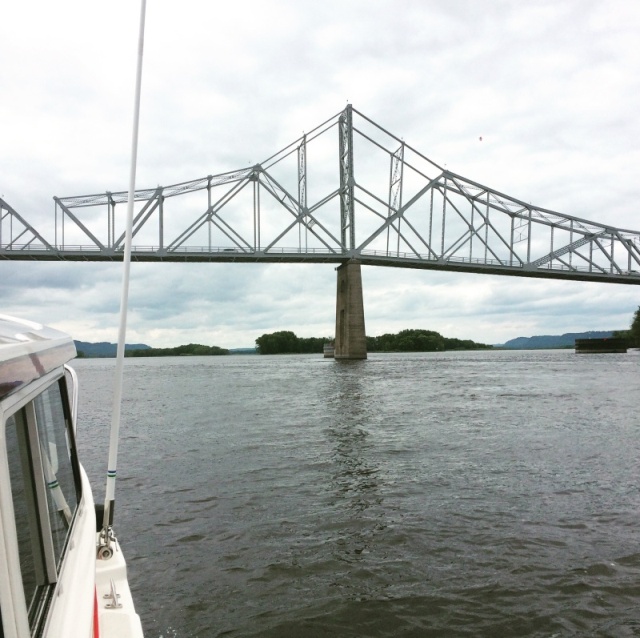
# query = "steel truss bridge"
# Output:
<box><xmin>2</xmin><ymin>105</ymin><xmax>640</xmax><ymax>286</ymax></box>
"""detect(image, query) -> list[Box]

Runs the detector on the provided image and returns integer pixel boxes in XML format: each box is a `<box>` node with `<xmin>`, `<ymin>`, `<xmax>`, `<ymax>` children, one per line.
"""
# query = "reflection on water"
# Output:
<box><xmin>326</xmin><ymin>361</ymin><xmax>381</xmax><ymax>515</ymax></box>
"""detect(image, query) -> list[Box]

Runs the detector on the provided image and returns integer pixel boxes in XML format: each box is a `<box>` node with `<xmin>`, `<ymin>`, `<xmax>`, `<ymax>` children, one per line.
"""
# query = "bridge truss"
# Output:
<box><xmin>2</xmin><ymin>105</ymin><xmax>640</xmax><ymax>285</ymax></box>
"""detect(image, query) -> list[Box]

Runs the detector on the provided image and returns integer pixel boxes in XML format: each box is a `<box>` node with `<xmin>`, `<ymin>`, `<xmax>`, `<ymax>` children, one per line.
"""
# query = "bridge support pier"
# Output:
<box><xmin>334</xmin><ymin>260</ymin><xmax>367</xmax><ymax>360</ymax></box>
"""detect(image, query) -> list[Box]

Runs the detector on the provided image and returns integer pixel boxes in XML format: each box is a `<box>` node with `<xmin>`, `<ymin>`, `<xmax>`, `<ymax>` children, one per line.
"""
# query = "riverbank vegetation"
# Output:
<box><xmin>126</xmin><ymin>344</ymin><xmax>229</xmax><ymax>357</ymax></box>
<box><xmin>614</xmin><ymin>306</ymin><xmax>640</xmax><ymax>347</ymax></box>
<box><xmin>255</xmin><ymin>331</ymin><xmax>329</xmax><ymax>355</ymax></box>
<box><xmin>367</xmin><ymin>329</ymin><xmax>492</xmax><ymax>352</ymax></box>
<box><xmin>255</xmin><ymin>328</ymin><xmax>491</xmax><ymax>354</ymax></box>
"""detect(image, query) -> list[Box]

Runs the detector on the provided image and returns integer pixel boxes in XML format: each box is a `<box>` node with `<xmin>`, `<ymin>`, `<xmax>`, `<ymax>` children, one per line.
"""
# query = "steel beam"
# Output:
<box><xmin>339</xmin><ymin>104</ymin><xmax>355</xmax><ymax>251</ymax></box>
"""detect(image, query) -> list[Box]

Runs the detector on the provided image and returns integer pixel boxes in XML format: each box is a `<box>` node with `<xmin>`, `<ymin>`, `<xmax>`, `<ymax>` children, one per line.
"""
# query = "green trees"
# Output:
<box><xmin>126</xmin><ymin>343</ymin><xmax>229</xmax><ymax>356</ymax></box>
<box><xmin>366</xmin><ymin>329</ymin><xmax>490</xmax><ymax>352</ymax></box>
<box><xmin>255</xmin><ymin>331</ymin><xmax>299</xmax><ymax>354</ymax></box>
<box><xmin>255</xmin><ymin>328</ymin><xmax>490</xmax><ymax>354</ymax></box>
<box><xmin>255</xmin><ymin>331</ymin><xmax>328</xmax><ymax>354</ymax></box>
<box><xmin>631</xmin><ymin>307</ymin><xmax>640</xmax><ymax>346</ymax></box>
<box><xmin>614</xmin><ymin>305</ymin><xmax>640</xmax><ymax>347</ymax></box>
<box><xmin>626</xmin><ymin>306</ymin><xmax>640</xmax><ymax>347</ymax></box>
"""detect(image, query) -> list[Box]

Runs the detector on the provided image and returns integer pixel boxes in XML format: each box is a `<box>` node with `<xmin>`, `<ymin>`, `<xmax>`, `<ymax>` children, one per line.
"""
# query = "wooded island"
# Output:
<box><xmin>255</xmin><ymin>329</ymin><xmax>492</xmax><ymax>355</ymax></box>
<box><xmin>126</xmin><ymin>344</ymin><xmax>229</xmax><ymax>357</ymax></box>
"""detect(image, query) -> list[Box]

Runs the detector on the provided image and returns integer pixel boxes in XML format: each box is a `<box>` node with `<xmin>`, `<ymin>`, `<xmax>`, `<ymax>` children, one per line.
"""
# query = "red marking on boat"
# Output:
<box><xmin>93</xmin><ymin>587</ymin><xmax>100</xmax><ymax>638</ymax></box>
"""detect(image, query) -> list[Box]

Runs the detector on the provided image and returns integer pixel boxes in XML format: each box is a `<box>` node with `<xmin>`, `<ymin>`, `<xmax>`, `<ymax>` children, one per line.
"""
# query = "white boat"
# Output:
<box><xmin>0</xmin><ymin>315</ymin><xmax>143</xmax><ymax>637</ymax></box>
<box><xmin>2</xmin><ymin>3</ymin><xmax>147</xmax><ymax>634</ymax></box>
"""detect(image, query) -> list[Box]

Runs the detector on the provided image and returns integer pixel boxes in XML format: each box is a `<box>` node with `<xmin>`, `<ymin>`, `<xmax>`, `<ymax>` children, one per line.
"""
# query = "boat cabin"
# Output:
<box><xmin>0</xmin><ymin>316</ymin><xmax>95</xmax><ymax>637</ymax></box>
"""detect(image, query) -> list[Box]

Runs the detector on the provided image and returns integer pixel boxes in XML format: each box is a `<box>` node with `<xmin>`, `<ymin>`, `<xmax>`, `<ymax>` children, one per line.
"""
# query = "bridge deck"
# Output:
<box><xmin>2</xmin><ymin>245</ymin><xmax>639</xmax><ymax>286</ymax></box>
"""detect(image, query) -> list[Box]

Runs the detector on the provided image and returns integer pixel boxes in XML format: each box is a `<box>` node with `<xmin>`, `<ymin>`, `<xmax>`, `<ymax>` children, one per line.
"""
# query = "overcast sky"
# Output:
<box><xmin>2</xmin><ymin>0</ymin><xmax>639</xmax><ymax>348</ymax></box>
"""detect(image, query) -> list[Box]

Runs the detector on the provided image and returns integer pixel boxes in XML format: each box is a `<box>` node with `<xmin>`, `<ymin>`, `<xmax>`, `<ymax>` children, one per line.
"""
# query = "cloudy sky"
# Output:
<box><xmin>1</xmin><ymin>0</ymin><xmax>639</xmax><ymax>348</ymax></box>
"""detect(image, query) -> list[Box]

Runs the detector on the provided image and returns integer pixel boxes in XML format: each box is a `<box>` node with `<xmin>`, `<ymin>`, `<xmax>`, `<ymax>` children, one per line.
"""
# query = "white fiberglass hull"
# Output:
<box><xmin>0</xmin><ymin>316</ymin><xmax>143</xmax><ymax>638</ymax></box>
<box><xmin>42</xmin><ymin>465</ymin><xmax>143</xmax><ymax>638</ymax></box>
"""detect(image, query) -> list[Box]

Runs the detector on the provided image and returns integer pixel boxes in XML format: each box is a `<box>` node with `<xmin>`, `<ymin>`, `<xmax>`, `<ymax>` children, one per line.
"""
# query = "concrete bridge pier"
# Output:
<box><xmin>334</xmin><ymin>260</ymin><xmax>367</xmax><ymax>359</ymax></box>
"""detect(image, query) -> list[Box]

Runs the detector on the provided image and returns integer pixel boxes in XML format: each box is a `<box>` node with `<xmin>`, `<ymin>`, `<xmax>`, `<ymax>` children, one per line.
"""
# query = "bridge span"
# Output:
<box><xmin>2</xmin><ymin>105</ymin><xmax>640</xmax><ymax>358</ymax></box>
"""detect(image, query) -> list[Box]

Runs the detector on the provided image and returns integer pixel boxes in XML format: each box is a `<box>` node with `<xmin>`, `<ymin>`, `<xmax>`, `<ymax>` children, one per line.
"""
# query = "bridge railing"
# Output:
<box><xmin>3</xmin><ymin>239</ymin><xmax>639</xmax><ymax>280</ymax></box>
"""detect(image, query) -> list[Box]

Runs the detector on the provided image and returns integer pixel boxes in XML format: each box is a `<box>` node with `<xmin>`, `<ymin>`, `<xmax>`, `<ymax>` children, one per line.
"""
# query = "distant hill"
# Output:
<box><xmin>74</xmin><ymin>341</ymin><xmax>151</xmax><ymax>358</ymax></box>
<box><xmin>498</xmin><ymin>331</ymin><xmax>619</xmax><ymax>349</ymax></box>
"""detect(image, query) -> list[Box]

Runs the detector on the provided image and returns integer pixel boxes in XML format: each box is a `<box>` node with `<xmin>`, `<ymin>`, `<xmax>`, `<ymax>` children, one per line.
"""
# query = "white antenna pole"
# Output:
<box><xmin>102</xmin><ymin>0</ymin><xmax>147</xmax><ymax>536</ymax></box>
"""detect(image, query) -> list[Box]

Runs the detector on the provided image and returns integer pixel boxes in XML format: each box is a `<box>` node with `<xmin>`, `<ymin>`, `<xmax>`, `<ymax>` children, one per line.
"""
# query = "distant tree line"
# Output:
<box><xmin>255</xmin><ymin>329</ymin><xmax>491</xmax><ymax>354</ymax></box>
<box><xmin>126</xmin><ymin>343</ymin><xmax>229</xmax><ymax>357</ymax></box>
<box><xmin>255</xmin><ymin>331</ymin><xmax>329</xmax><ymax>354</ymax></box>
<box><xmin>366</xmin><ymin>329</ymin><xmax>492</xmax><ymax>352</ymax></box>
<box><xmin>614</xmin><ymin>305</ymin><xmax>640</xmax><ymax>347</ymax></box>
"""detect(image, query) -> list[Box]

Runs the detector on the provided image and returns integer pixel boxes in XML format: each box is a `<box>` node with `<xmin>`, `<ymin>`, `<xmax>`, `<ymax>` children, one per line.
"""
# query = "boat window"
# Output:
<box><xmin>3</xmin><ymin>377</ymin><xmax>81</xmax><ymax>633</ymax></box>
<box><xmin>5</xmin><ymin>410</ymin><xmax>43</xmax><ymax>611</ymax></box>
<box><xmin>33</xmin><ymin>381</ymin><xmax>80</xmax><ymax>568</ymax></box>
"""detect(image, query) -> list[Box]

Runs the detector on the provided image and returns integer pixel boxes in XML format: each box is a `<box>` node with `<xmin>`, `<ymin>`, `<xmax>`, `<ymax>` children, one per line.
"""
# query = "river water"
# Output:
<box><xmin>73</xmin><ymin>350</ymin><xmax>640</xmax><ymax>637</ymax></box>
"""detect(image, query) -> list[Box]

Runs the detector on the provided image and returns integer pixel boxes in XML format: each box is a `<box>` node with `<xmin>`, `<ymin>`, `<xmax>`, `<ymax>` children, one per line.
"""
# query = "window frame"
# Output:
<box><xmin>0</xmin><ymin>367</ymin><xmax>83</xmax><ymax>637</ymax></box>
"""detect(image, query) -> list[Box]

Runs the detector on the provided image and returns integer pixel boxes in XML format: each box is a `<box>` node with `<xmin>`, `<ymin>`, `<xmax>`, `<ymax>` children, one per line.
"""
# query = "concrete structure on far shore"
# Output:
<box><xmin>334</xmin><ymin>260</ymin><xmax>367</xmax><ymax>360</ymax></box>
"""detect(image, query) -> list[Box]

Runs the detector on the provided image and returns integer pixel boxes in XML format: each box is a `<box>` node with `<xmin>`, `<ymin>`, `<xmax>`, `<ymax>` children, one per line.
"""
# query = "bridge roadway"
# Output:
<box><xmin>2</xmin><ymin>243</ymin><xmax>640</xmax><ymax>287</ymax></box>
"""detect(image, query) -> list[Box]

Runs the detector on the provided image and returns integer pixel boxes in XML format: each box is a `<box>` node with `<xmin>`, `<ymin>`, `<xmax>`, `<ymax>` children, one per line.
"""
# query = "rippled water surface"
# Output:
<box><xmin>74</xmin><ymin>350</ymin><xmax>640</xmax><ymax>637</ymax></box>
